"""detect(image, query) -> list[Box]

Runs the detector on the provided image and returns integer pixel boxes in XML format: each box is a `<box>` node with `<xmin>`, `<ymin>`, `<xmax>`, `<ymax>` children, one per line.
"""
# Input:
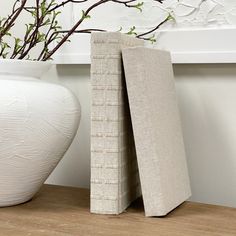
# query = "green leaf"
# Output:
<box><xmin>148</xmin><ymin>34</ymin><xmax>156</xmax><ymax>44</ymax></box>
<box><xmin>14</xmin><ymin>37</ymin><xmax>22</xmax><ymax>52</ymax></box>
<box><xmin>127</xmin><ymin>26</ymin><xmax>137</xmax><ymax>35</ymax></box>
<box><xmin>81</xmin><ymin>10</ymin><xmax>91</xmax><ymax>20</ymax></box>
<box><xmin>134</xmin><ymin>2</ymin><xmax>144</xmax><ymax>12</ymax></box>
<box><xmin>167</xmin><ymin>13</ymin><xmax>175</xmax><ymax>21</ymax></box>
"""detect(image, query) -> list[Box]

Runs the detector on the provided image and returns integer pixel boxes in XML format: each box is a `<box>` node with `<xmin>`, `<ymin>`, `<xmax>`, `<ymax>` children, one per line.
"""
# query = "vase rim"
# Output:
<box><xmin>0</xmin><ymin>59</ymin><xmax>51</xmax><ymax>79</ymax></box>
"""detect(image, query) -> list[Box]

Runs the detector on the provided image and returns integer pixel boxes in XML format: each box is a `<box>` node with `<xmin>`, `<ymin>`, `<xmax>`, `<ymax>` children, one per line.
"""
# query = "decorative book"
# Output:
<box><xmin>122</xmin><ymin>47</ymin><xmax>191</xmax><ymax>217</ymax></box>
<box><xmin>90</xmin><ymin>32</ymin><xmax>144</xmax><ymax>214</ymax></box>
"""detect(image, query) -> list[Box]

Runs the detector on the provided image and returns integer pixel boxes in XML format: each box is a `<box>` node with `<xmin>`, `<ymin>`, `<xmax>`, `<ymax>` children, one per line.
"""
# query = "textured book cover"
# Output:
<box><xmin>122</xmin><ymin>47</ymin><xmax>191</xmax><ymax>217</ymax></box>
<box><xmin>90</xmin><ymin>32</ymin><xmax>144</xmax><ymax>214</ymax></box>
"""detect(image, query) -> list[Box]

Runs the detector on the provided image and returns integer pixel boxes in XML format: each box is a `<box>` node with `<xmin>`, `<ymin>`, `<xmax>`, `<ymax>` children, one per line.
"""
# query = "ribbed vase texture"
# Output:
<box><xmin>0</xmin><ymin>60</ymin><xmax>80</xmax><ymax>207</ymax></box>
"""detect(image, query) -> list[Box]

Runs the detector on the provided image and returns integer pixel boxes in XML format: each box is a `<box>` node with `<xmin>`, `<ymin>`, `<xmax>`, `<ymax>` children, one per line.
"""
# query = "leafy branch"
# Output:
<box><xmin>0</xmin><ymin>0</ymin><xmax>27</xmax><ymax>42</ymax></box>
<box><xmin>0</xmin><ymin>0</ymin><xmax>171</xmax><ymax>61</ymax></box>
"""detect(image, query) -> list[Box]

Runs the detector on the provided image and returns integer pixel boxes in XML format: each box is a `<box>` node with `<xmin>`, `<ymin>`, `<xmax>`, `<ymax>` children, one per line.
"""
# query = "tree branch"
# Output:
<box><xmin>137</xmin><ymin>15</ymin><xmax>170</xmax><ymax>38</ymax></box>
<box><xmin>43</xmin><ymin>0</ymin><xmax>110</xmax><ymax>60</ymax></box>
<box><xmin>1</xmin><ymin>0</ymin><xmax>168</xmax><ymax>61</ymax></box>
<box><xmin>0</xmin><ymin>0</ymin><xmax>28</xmax><ymax>41</ymax></box>
<box><xmin>43</xmin><ymin>0</ymin><xmax>145</xmax><ymax>60</ymax></box>
<box><xmin>48</xmin><ymin>0</ymin><xmax>89</xmax><ymax>12</ymax></box>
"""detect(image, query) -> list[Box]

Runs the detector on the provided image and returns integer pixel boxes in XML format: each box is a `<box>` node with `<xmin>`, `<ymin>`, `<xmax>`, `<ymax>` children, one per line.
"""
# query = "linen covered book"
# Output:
<box><xmin>90</xmin><ymin>32</ymin><xmax>144</xmax><ymax>214</ymax></box>
<box><xmin>122</xmin><ymin>47</ymin><xmax>191</xmax><ymax>217</ymax></box>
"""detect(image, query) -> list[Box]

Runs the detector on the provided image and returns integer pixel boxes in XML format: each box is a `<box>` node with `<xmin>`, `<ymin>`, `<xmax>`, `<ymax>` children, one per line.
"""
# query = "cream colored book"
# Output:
<box><xmin>122</xmin><ymin>47</ymin><xmax>191</xmax><ymax>217</ymax></box>
<box><xmin>90</xmin><ymin>32</ymin><xmax>144</xmax><ymax>214</ymax></box>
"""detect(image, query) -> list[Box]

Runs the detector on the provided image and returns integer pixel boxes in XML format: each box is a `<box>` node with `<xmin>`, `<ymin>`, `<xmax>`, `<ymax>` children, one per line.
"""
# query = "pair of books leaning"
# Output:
<box><xmin>90</xmin><ymin>32</ymin><xmax>191</xmax><ymax>217</ymax></box>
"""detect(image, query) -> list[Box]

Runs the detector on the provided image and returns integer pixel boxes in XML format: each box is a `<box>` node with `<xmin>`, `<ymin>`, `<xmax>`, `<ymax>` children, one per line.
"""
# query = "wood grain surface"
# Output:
<box><xmin>0</xmin><ymin>184</ymin><xmax>235</xmax><ymax>236</ymax></box>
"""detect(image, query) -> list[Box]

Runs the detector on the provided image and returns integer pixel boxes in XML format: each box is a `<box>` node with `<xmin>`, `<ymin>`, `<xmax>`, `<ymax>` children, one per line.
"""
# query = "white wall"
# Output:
<box><xmin>175</xmin><ymin>64</ymin><xmax>236</xmax><ymax>207</ymax></box>
<box><xmin>43</xmin><ymin>63</ymin><xmax>236</xmax><ymax>209</ymax></box>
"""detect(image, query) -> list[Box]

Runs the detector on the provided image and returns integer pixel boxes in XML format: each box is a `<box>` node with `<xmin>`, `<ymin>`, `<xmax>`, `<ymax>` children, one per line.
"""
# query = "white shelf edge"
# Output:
<box><xmin>171</xmin><ymin>51</ymin><xmax>236</xmax><ymax>64</ymax></box>
<box><xmin>53</xmin><ymin>54</ymin><xmax>91</xmax><ymax>65</ymax></box>
<box><xmin>53</xmin><ymin>51</ymin><xmax>236</xmax><ymax>65</ymax></box>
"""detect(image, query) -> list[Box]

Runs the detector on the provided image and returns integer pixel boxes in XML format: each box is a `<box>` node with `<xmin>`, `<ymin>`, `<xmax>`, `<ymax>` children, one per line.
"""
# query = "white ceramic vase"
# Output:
<box><xmin>0</xmin><ymin>59</ymin><xmax>81</xmax><ymax>207</ymax></box>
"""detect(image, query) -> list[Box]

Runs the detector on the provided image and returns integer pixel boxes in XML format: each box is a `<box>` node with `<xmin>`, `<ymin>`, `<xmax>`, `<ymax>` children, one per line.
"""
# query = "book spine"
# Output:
<box><xmin>90</xmin><ymin>32</ymin><xmax>143</xmax><ymax>214</ymax></box>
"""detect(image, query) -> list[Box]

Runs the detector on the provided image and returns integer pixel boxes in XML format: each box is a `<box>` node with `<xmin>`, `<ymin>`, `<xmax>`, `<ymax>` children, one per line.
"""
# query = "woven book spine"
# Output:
<box><xmin>90</xmin><ymin>32</ymin><xmax>143</xmax><ymax>214</ymax></box>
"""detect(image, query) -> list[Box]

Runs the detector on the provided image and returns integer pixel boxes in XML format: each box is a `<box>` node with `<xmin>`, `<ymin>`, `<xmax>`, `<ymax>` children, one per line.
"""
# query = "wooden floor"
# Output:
<box><xmin>0</xmin><ymin>185</ymin><xmax>236</xmax><ymax>236</ymax></box>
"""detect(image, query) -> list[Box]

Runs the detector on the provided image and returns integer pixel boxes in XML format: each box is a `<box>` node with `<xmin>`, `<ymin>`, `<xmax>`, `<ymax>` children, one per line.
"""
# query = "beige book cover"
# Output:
<box><xmin>122</xmin><ymin>47</ymin><xmax>191</xmax><ymax>216</ymax></box>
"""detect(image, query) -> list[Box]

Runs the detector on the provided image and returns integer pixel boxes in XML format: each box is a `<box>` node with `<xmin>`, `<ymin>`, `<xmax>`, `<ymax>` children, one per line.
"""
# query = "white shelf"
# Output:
<box><xmin>53</xmin><ymin>27</ymin><xmax>236</xmax><ymax>65</ymax></box>
<box><xmin>53</xmin><ymin>54</ymin><xmax>90</xmax><ymax>65</ymax></box>
<box><xmin>53</xmin><ymin>51</ymin><xmax>236</xmax><ymax>65</ymax></box>
<box><xmin>171</xmin><ymin>51</ymin><xmax>236</xmax><ymax>64</ymax></box>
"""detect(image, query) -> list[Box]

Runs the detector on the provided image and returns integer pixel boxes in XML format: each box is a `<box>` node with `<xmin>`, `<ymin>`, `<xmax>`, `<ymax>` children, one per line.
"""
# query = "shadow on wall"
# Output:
<box><xmin>43</xmin><ymin>64</ymin><xmax>91</xmax><ymax>189</ymax></box>
<box><xmin>175</xmin><ymin>63</ymin><xmax>236</xmax><ymax>208</ymax></box>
